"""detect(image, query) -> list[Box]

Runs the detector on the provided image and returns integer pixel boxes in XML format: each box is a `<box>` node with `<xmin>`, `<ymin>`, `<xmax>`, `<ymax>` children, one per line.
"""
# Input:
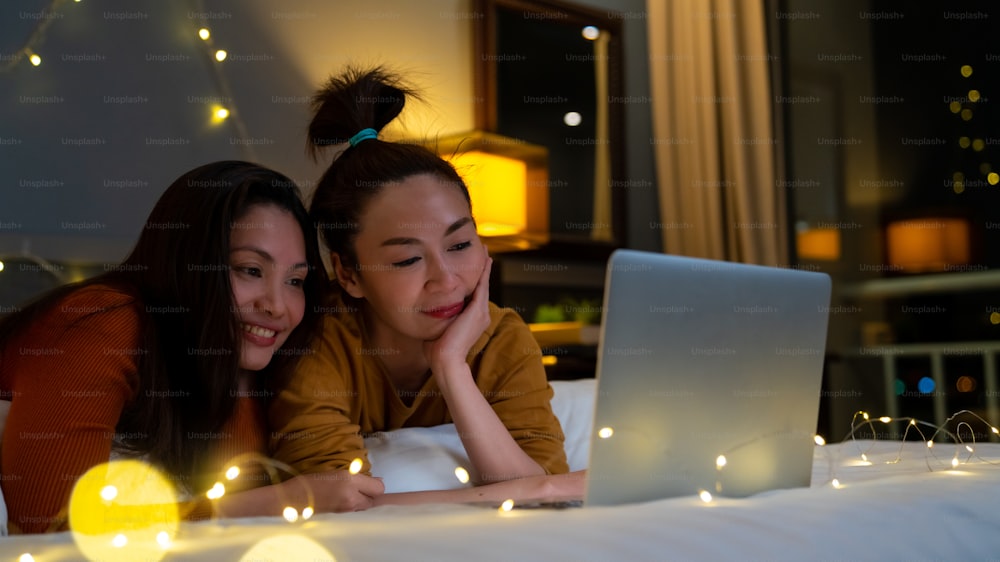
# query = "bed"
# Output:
<box><xmin>2</xmin><ymin>378</ymin><xmax>1000</xmax><ymax>561</ymax></box>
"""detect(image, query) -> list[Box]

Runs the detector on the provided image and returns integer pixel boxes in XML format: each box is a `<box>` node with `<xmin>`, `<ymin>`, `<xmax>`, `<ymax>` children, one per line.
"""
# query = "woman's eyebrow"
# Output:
<box><xmin>379</xmin><ymin>217</ymin><xmax>474</xmax><ymax>247</ymax></box>
<box><xmin>231</xmin><ymin>246</ymin><xmax>308</xmax><ymax>270</ymax></box>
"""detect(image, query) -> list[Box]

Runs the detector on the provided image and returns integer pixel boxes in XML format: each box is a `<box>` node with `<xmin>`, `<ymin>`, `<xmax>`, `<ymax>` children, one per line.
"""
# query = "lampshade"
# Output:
<box><xmin>431</xmin><ymin>131</ymin><xmax>549</xmax><ymax>251</ymax></box>
<box><xmin>885</xmin><ymin>217</ymin><xmax>970</xmax><ymax>273</ymax></box>
<box><xmin>796</xmin><ymin>227</ymin><xmax>841</xmax><ymax>261</ymax></box>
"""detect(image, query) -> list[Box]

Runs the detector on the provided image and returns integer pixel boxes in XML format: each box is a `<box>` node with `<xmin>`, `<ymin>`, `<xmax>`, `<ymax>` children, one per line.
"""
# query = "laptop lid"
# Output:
<box><xmin>584</xmin><ymin>249</ymin><xmax>831</xmax><ymax>506</ymax></box>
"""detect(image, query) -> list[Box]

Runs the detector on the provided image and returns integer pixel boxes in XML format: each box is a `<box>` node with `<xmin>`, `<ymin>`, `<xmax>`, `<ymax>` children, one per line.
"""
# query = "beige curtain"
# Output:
<box><xmin>647</xmin><ymin>0</ymin><xmax>786</xmax><ymax>265</ymax></box>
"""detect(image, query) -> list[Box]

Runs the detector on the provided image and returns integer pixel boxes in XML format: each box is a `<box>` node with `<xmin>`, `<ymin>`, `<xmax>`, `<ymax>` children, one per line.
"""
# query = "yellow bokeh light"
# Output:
<box><xmin>927</xmin><ymin>440</ymin><xmax>934</xmax><ymax>448</ymax></box>
<box><xmin>597</xmin><ymin>426</ymin><xmax>614</xmax><ymax>439</ymax></box>
<box><xmin>225</xmin><ymin>466</ymin><xmax>240</xmax><ymax>480</ymax></box>
<box><xmin>861</xmin><ymin>412</ymin><xmax>869</xmax><ymax>421</ymax></box>
<box><xmin>990</xmin><ymin>173</ymin><xmax>1000</xmax><ymax>186</ymax></box>
<box><xmin>500</xmin><ymin>499</ymin><xmax>514</xmax><ymax>512</ymax></box>
<box><xmin>454</xmin><ymin>466</ymin><xmax>470</xmax><ymax>484</ymax></box>
<box><xmin>951</xmin><ymin>457</ymin><xmax>959</xmax><ymax>468</ymax></box>
<box><xmin>302</xmin><ymin>507</ymin><xmax>314</xmax><ymax>520</ymax></box>
<box><xmin>879</xmin><ymin>416</ymin><xmax>891</xmax><ymax>423</ymax></box>
<box><xmin>959</xmin><ymin>137</ymin><xmax>971</xmax><ymax>148</ymax></box>
<box><xmin>949</xmin><ymin>101</ymin><xmax>961</xmax><ymax>114</ymax></box>
<box><xmin>990</xmin><ymin>312</ymin><xmax>1000</xmax><ymax>324</ymax></box>
<box><xmin>18</xmin><ymin>554</ymin><xmax>35</xmax><ymax>562</ymax></box>
<box><xmin>69</xmin><ymin>460</ymin><xmax>179</xmax><ymax>562</ymax></box>
<box><xmin>282</xmin><ymin>506</ymin><xmax>298</xmax><ymax>523</ymax></box>
<box><xmin>206</xmin><ymin>482</ymin><xmax>225</xmax><ymax>500</ymax></box>
<box><xmin>953</xmin><ymin>171</ymin><xmax>964</xmax><ymax>182</ymax></box>
<box><xmin>961</xmin><ymin>64</ymin><xmax>973</xmax><ymax>77</ymax></box>
<box><xmin>831</xmin><ymin>478</ymin><xmax>842</xmax><ymax>489</ymax></box>
<box><xmin>215</xmin><ymin>49</ymin><xmax>227</xmax><ymax>62</ymax></box>
<box><xmin>348</xmin><ymin>458</ymin><xmax>363</xmax><ymax>475</ymax></box>
<box><xmin>972</xmin><ymin>139</ymin><xmax>985</xmax><ymax>152</ymax></box>
<box><xmin>240</xmin><ymin>535</ymin><xmax>336</xmax><ymax>562</ymax></box>
<box><xmin>954</xmin><ymin>182</ymin><xmax>965</xmax><ymax>194</ymax></box>
<box><xmin>29</xmin><ymin>53</ymin><xmax>42</xmax><ymax>66</ymax></box>
<box><xmin>0</xmin><ymin>260</ymin><xmax>5</xmax><ymax>272</ymax></box>
<box><xmin>813</xmin><ymin>435</ymin><xmax>826</xmax><ymax>446</ymax></box>
<box><xmin>968</xmin><ymin>90</ymin><xmax>981</xmax><ymax>102</ymax></box>
<box><xmin>715</xmin><ymin>455</ymin><xmax>727</xmax><ymax>469</ymax></box>
<box><xmin>961</xmin><ymin>108</ymin><xmax>973</xmax><ymax>121</ymax></box>
<box><xmin>698</xmin><ymin>490</ymin><xmax>713</xmax><ymax>503</ymax></box>
<box><xmin>198</xmin><ymin>28</ymin><xmax>210</xmax><ymax>40</ymax></box>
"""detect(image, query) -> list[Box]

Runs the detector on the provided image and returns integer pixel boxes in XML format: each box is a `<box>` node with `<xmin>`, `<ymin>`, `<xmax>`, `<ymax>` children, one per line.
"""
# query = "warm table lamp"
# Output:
<box><xmin>885</xmin><ymin>217</ymin><xmax>971</xmax><ymax>273</ymax></box>
<box><xmin>430</xmin><ymin>131</ymin><xmax>549</xmax><ymax>252</ymax></box>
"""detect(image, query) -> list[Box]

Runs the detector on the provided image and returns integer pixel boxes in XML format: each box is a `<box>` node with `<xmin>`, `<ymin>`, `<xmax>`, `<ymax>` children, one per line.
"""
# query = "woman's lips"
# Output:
<box><xmin>423</xmin><ymin>302</ymin><xmax>464</xmax><ymax>319</ymax></box>
<box><xmin>242</xmin><ymin>322</ymin><xmax>278</xmax><ymax>346</ymax></box>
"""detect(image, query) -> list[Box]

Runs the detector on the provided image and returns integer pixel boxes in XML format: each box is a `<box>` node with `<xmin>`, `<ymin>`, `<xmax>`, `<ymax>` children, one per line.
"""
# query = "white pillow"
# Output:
<box><xmin>366</xmin><ymin>379</ymin><xmax>596</xmax><ymax>493</ymax></box>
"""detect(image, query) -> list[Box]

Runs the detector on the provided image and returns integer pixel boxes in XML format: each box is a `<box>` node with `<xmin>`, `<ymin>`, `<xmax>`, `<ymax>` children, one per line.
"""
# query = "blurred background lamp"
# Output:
<box><xmin>795</xmin><ymin>226</ymin><xmax>840</xmax><ymax>261</ymax></box>
<box><xmin>431</xmin><ymin>131</ymin><xmax>549</xmax><ymax>252</ymax></box>
<box><xmin>885</xmin><ymin>217</ymin><xmax>970</xmax><ymax>273</ymax></box>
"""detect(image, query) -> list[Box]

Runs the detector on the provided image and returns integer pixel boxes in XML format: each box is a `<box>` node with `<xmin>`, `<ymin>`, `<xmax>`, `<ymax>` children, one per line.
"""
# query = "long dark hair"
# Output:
<box><xmin>307</xmin><ymin>65</ymin><xmax>471</xmax><ymax>266</ymax></box>
<box><xmin>0</xmin><ymin>161</ymin><xmax>326</xmax><ymax>492</ymax></box>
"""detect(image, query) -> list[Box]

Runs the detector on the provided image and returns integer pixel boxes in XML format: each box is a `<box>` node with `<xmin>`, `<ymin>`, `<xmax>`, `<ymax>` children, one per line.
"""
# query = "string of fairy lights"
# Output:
<box><xmin>2</xmin><ymin>0</ymin><xmax>256</xmax><ymax>160</ymax></box>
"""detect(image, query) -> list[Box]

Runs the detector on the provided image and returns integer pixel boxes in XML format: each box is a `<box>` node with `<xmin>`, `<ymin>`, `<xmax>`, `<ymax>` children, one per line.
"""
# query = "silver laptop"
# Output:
<box><xmin>584</xmin><ymin>249</ymin><xmax>831</xmax><ymax>506</ymax></box>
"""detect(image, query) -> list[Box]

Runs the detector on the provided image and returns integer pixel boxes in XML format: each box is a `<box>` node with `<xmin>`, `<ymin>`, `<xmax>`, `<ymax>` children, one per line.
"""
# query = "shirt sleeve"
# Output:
<box><xmin>1</xmin><ymin>291</ymin><xmax>141</xmax><ymax>534</ymax></box>
<box><xmin>268</xmin><ymin>319</ymin><xmax>369</xmax><ymax>475</ymax></box>
<box><xmin>474</xmin><ymin>312</ymin><xmax>570</xmax><ymax>475</ymax></box>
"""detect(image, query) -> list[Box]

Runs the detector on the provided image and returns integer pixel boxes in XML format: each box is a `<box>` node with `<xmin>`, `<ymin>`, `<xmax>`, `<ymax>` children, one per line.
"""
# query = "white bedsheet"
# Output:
<box><xmin>3</xmin><ymin>380</ymin><xmax>1000</xmax><ymax>561</ymax></box>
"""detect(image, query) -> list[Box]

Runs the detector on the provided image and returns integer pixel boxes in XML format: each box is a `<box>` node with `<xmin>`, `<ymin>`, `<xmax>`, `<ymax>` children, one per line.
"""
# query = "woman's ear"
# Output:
<box><xmin>331</xmin><ymin>252</ymin><xmax>364</xmax><ymax>299</ymax></box>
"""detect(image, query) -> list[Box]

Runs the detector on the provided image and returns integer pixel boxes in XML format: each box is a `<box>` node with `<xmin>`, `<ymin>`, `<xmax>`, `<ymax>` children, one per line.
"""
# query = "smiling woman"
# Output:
<box><xmin>0</xmin><ymin>161</ymin><xmax>382</xmax><ymax>534</ymax></box>
<box><xmin>269</xmin><ymin>66</ymin><xmax>571</xmax><ymax>496</ymax></box>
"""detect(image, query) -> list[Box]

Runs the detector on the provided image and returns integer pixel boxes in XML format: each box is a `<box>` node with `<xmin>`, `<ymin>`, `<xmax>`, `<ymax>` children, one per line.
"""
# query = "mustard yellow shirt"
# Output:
<box><xmin>269</xmin><ymin>296</ymin><xmax>569</xmax><ymax>476</ymax></box>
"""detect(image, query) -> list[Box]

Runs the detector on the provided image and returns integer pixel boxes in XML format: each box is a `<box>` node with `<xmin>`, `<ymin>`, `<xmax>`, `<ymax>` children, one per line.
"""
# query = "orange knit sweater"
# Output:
<box><xmin>0</xmin><ymin>285</ymin><xmax>267</xmax><ymax>534</ymax></box>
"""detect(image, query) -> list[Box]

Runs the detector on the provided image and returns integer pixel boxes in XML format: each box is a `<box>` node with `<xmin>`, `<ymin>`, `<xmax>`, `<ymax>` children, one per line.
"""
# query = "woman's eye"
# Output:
<box><xmin>392</xmin><ymin>257</ymin><xmax>420</xmax><ymax>268</ymax></box>
<box><xmin>288</xmin><ymin>277</ymin><xmax>306</xmax><ymax>288</ymax></box>
<box><xmin>449</xmin><ymin>241</ymin><xmax>472</xmax><ymax>251</ymax></box>
<box><xmin>237</xmin><ymin>266</ymin><xmax>263</xmax><ymax>277</ymax></box>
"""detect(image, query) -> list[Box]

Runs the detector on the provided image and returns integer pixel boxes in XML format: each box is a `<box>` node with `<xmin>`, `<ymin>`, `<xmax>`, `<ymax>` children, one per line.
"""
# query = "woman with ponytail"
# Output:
<box><xmin>269</xmin><ymin>66</ymin><xmax>572</xmax><ymax>497</ymax></box>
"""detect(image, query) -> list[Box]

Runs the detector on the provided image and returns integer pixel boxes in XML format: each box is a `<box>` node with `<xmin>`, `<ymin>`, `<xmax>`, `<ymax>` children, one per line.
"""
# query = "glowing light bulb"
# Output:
<box><xmin>814</xmin><ymin>435</ymin><xmax>826</xmax><ymax>446</ymax></box>
<box><xmin>961</xmin><ymin>64</ymin><xmax>973</xmax><ymax>77</ymax></box>
<box><xmin>909</xmin><ymin>419</ymin><xmax>917</xmax><ymax>426</ymax></box>
<box><xmin>879</xmin><ymin>416</ymin><xmax>891</xmax><ymax>423</ymax></box>
<box><xmin>966</xmin><ymin>445</ymin><xmax>974</xmax><ymax>453</ymax></box>
<box><xmin>500</xmin><ymin>499</ymin><xmax>514</xmax><ymax>512</ymax></box>
<box><xmin>926</xmin><ymin>441</ymin><xmax>934</xmax><ymax>449</ymax></box>
<box><xmin>282</xmin><ymin>506</ymin><xmax>298</xmax><ymax>523</ymax></box>
<box><xmin>302</xmin><ymin>507</ymin><xmax>314</xmax><ymax>520</ymax></box>
<box><xmin>969</xmin><ymin>89</ymin><xmax>981</xmax><ymax>102</ymax></box>
<box><xmin>950</xmin><ymin>457</ymin><xmax>959</xmax><ymax>468</ymax></box>
<box><xmin>564</xmin><ymin>112</ymin><xmax>582</xmax><ymax>126</ymax></box>
<box><xmin>215</xmin><ymin>49</ymin><xmax>227</xmax><ymax>62</ymax></box>
<box><xmin>861</xmin><ymin>453</ymin><xmax>868</xmax><ymax>462</ymax></box>
<box><xmin>0</xmin><ymin>260</ymin><xmax>5</xmax><ymax>272</ymax></box>
<box><xmin>992</xmin><ymin>427</ymin><xmax>999</xmax><ymax>435</ymax></box>
<box><xmin>454</xmin><ymin>466</ymin><xmax>470</xmax><ymax>484</ymax></box>
<box><xmin>581</xmin><ymin>26</ymin><xmax>600</xmax><ymax>40</ymax></box>
<box><xmin>18</xmin><ymin>554</ymin><xmax>35</xmax><ymax>562</ymax></box>
<box><xmin>206</xmin><ymin>482</ymin><xmax>225</xmax><ymax>500</ymax></box>
<box><xmin>225</xmin><ymin>466</ymin><xmax>240</xmax><ymax>480</ymax></box>
<box><xmin>598</xmin><ymin>426</ymin><xmax>614</xmax><ymax>439</ymax></box>
<box><xmin>715</xmin><ymin>455</ymin><xmax>727</xmax><ymax>469</ymax></box>
<box><xmin>831</xmin><ymin>478</ymin><xmax>841</xmax><ymax>489</ymax></box>
<box><xmin>156</xmin><ymin>531</ymin><xmax>171</xmax><ymax>548</ymax></box>
<box><xmin>862</xmin><ymin>412</ymin><xmax>870</xmax><ymax>421</ymax></box>
<box><xmin>112</xmin><ymin>534</ymin><xmax>128</xmax><ymax>548</ymax></box>
<box><xmin>198</xmin><ymin>28</ymin><xmax>210</xmax><ymax>40</ymax></box>
<box><xmin>698</xmin><ymin>490</ymin><xmax>713</xmax><ymax>503</ymax></box>
<box><xmin>29</xmin><ymin>53</ymin><xmax>42</xmax><ymax>66</ymax></box>
<box><xmin>100</xmin><ymin>485</ymin><xmax>118</xmax><ymax>501</ymax></box>
<box><xmin>349</xmin><ymin>458</ymin><xmax>363</xmax><ymax>475</ymax></box>
<box><xmin>988</xmin><ymin>174</ymin><xmax>999</xmax><ymax>187</ymax></box>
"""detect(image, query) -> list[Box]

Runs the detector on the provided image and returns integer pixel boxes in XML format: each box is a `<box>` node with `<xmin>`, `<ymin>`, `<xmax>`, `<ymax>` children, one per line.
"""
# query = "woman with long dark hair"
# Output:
<box><xmin>0</xmin><ymin>160</ymin><xmax>383</xmax><ymax>534</ymax></box>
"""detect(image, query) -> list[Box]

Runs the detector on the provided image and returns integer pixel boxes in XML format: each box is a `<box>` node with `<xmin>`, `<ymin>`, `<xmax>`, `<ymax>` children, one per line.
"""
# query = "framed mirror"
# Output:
<box><xmin>474</xmin><ymin>0</ymin><xmax>626</xmax><ymax>252</ymax></box>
